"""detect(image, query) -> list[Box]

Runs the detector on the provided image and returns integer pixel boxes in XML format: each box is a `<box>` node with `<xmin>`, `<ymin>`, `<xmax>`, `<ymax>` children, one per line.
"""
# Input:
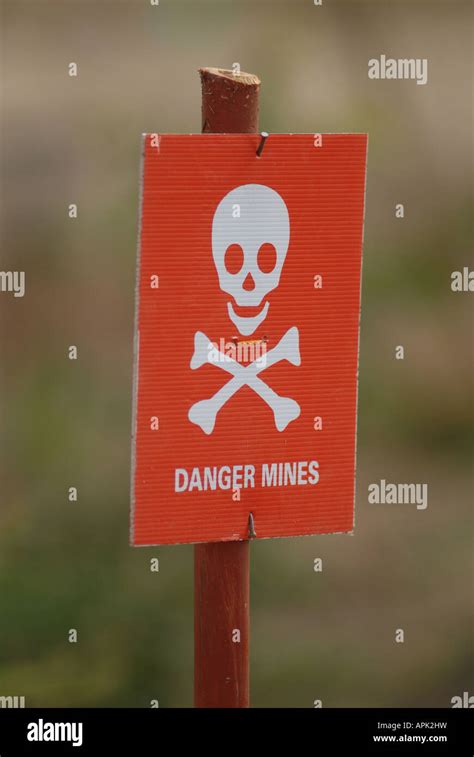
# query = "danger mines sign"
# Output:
<box><xmin>131</xmin><ymin>133</ymin><xmax>367</xmax><ymax>545</ymax></box>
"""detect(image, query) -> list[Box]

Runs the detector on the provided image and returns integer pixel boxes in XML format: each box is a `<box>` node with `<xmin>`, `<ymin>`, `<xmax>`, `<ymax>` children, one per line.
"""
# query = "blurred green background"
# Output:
<box><xmin>0</xmin><ymin>0</ymin><xmax>472</xmax><ymax>707</ymax></box>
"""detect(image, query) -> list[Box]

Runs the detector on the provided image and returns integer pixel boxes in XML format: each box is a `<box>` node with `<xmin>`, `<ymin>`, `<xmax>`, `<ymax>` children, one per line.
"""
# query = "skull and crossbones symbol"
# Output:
<box><xmin>188</xmin><ymin>183</ymin><xmax>301</xmax><ymax>434</ymax></box>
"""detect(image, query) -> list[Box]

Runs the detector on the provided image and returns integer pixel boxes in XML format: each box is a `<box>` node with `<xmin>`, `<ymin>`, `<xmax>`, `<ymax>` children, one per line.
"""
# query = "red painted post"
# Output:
<box><xmin>194</xmin><ymin>541</ymin><xmax>250</xmax><ymax>707</ymax></box>
<box><xmin>194</xmin><ymin>67</ymin><xmax>261</xmax><ymax>708</ymax></box>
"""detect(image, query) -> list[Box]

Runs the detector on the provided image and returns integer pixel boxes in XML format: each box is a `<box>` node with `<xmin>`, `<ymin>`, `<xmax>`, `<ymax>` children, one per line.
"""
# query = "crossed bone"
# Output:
<box><xmin>188</xmin><ymin>326</ymin><xmax>301</xmax><ymax>435</ymax></box>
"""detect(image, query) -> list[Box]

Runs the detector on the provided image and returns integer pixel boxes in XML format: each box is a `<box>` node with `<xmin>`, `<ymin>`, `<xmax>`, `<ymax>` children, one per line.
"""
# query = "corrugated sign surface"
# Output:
<box><xmin>131</xmin><ymin>133</ymin><xmax>368</xmax><ymax>545</ymax></box>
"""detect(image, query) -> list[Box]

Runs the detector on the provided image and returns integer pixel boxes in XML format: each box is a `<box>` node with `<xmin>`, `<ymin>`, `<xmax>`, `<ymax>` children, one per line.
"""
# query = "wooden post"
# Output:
<box><xmin>194</xmin><ymin>67</ymin><xmax>261</xmax><ymax>708</ymax></box>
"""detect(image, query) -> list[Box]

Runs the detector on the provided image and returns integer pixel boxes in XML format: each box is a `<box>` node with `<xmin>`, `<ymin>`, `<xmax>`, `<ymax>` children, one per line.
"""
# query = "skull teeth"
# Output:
<box><xmin>227</xmin><ymin>301</ymin><xmax>269</xmax><ymax>336</ymax></box>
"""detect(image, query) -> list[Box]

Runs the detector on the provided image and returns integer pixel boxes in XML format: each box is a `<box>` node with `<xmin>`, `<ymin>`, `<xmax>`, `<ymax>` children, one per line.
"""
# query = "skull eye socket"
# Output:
<box><xmin>257</xmin><ymin>243</ymin><xmax>277</xmax><ymax>273</ymax></box>
<box><xmin>224</xmin><ymin>243</ymin><xmax>244</xmax><ymax>274</ymax></box>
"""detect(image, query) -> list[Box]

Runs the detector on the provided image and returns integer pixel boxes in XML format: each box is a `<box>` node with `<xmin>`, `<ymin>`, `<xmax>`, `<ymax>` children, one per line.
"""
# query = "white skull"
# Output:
<box><xmin>212</xmin><ymin>184</ymin><xmax>290</xmax><ymax>309</ymax></box>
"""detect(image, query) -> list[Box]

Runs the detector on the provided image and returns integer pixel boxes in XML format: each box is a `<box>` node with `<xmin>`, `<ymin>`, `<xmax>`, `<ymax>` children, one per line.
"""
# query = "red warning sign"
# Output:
<box><xmin>131</xmin><ymin>133</ymin><xmax>368</xmax><ymax>545</ymax></box>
